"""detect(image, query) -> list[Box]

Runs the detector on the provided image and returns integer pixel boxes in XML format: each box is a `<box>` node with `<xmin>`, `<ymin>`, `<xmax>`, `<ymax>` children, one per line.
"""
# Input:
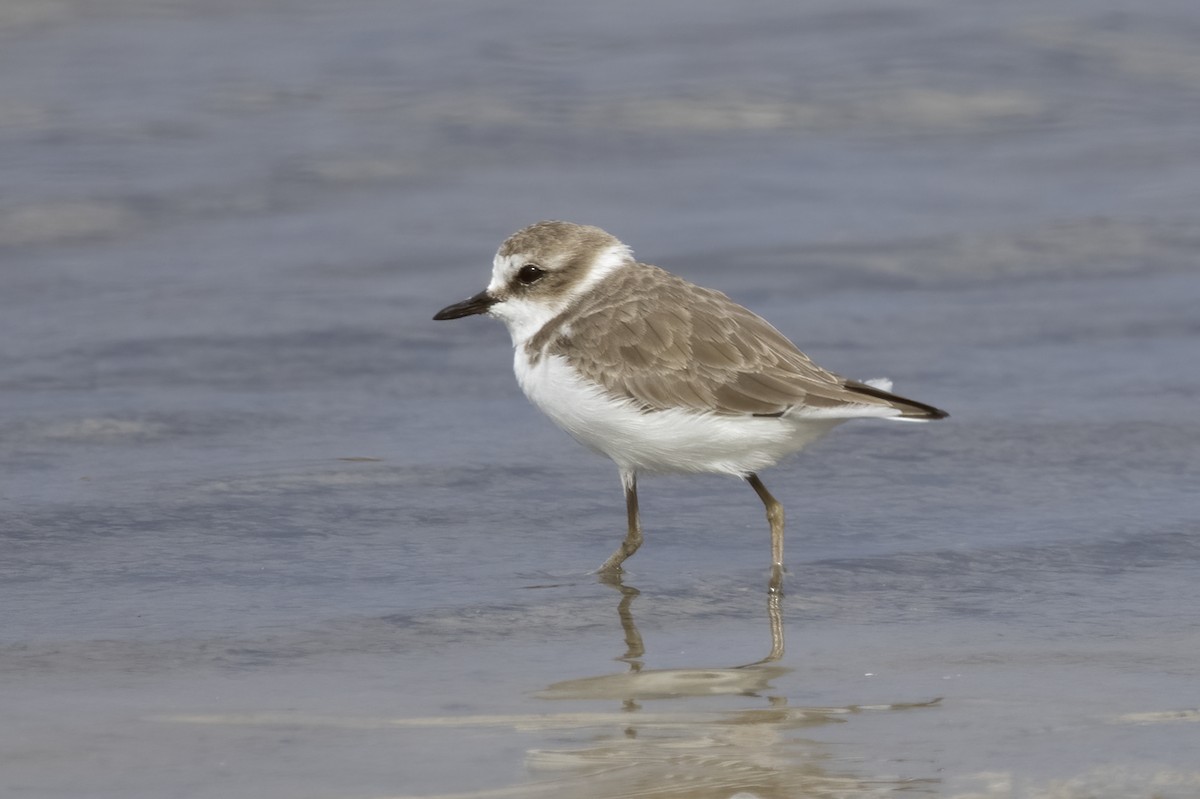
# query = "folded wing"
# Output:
<box><xmin>554</xmin><ymin>265</ymin><xmax>947</xmax><ymax>421</ymax></box>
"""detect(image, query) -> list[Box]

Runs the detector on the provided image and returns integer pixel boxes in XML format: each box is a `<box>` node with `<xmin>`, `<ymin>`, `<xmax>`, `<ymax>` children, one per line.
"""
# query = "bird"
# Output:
<box><xmin>434</xmin><ymin>221</ymin><xmax>947</xmax><ymax>592</ymax></box>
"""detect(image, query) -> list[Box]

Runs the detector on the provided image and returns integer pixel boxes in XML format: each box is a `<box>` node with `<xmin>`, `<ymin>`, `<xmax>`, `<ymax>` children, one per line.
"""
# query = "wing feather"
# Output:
<box><xmin>546</xmin><ymin>264</ymin><xmax>933</xmax><ymax>418</ymax></box>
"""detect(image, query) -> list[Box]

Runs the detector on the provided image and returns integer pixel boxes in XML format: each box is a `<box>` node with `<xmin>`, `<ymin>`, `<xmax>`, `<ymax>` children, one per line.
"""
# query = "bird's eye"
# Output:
<box><xmin>517</xmin><ymin>264</ymin><xmax>545</xmax><ymax>285</ymax></box>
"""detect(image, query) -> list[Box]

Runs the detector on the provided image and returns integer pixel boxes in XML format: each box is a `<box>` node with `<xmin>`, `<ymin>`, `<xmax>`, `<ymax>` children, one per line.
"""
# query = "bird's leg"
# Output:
<box><xmin>599</xmin><ymin>470</ymin><xmax>643</xmax><ymax>575</ymax></box>
<box><xmin>747</xmin><ymin>473</ymin><xmax>785</xmax><ymax>594</ymax></box>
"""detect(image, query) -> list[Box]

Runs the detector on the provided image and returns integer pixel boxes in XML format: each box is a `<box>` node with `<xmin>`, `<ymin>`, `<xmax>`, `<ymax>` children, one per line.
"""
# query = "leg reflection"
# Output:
<box><xmin>614</xmin><ymin>582</ymin><xmax>645</xmax><ymax>668</ymax></box>
<box><xmin>597</xmin><ymin>571</ymin><xmax>785</xmax><ymax>671</ymax></box>
<box><xmin>766</xmin><ymin>591</ymin><xmax>785</xmax><ymax>663</ymax></box>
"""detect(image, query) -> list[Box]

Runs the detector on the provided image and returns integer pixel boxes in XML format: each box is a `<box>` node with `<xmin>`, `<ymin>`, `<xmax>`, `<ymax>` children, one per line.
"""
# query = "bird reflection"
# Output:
<box><xmin>540</xmin><ymin>575</ymin><xmax>788</xmax><ymax>706</ymax></box>
<box><xmin>522</xmin><ymin>576</ymin><xmax>937</xmax><ymax>799</ymax></box>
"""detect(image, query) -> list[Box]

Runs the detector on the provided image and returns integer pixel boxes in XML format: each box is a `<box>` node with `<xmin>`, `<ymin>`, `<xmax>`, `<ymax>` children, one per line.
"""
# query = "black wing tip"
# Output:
<box><xmin>844</xmin><ymin>381</ymin><xmax>949</xmax><ymax>420</ymax></box>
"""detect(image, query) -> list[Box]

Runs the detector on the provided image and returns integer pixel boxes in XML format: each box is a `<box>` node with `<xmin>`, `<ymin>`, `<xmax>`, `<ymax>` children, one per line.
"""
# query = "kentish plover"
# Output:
<box><xmin>435</xmin><ymin>221</ymin><xmax>947</xmax><ymax>592</ymax></box>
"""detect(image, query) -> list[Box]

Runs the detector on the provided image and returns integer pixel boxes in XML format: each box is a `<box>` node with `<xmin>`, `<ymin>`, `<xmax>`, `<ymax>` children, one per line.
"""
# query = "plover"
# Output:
<box><xmin>434</xmin><ymin>221</ymin><xmax>947</xmax><ymax>592</ymax></box>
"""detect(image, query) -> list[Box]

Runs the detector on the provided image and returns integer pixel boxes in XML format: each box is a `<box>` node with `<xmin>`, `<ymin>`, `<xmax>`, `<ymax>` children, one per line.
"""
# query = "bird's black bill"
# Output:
<box><xmin>433</xmin><ymin>290</ymin><xmax>496</xmax><ymax>320</ymax></box>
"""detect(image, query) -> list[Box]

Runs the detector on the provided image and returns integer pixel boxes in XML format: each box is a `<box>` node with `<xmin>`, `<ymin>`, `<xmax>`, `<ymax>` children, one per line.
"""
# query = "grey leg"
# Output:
<box><xmin>747</xmin><ymin>473</ymin><xmax>785</xmax><ymax>594</ymax></box>
<box><xmin>599</xmin><ymin>470</ymin><xmax>643</xmax><ymax>575</ymax></box>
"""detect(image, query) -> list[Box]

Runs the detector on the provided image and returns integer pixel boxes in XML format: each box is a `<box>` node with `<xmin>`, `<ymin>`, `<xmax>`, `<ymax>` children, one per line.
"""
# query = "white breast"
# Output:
<box><xmin>513</xmin><ymin>348</ymin><xmax>844</xmax><ymax>476</ymax></box>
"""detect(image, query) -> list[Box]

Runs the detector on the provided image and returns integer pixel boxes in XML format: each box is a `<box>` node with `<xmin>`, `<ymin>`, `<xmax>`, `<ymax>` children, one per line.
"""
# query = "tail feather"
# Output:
<box><xmin>843</xmin><ymin>379</ymin><xmax>948</xmax><ymax>420</ymax></box>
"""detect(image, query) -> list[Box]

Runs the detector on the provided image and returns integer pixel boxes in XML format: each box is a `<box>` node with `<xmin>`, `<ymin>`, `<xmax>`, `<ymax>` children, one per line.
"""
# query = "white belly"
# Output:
<box><xmin>514</xmin><ymin>349</ymin><xmax>842</xmax><ymax>476</ymax></box>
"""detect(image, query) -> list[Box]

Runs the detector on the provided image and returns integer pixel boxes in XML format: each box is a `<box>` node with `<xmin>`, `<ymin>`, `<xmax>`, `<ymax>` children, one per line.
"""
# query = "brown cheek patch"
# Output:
<box><xmin>548</xmin><ymin>250</ymin><xmax>595</xmax><ymax>292</ymax></box>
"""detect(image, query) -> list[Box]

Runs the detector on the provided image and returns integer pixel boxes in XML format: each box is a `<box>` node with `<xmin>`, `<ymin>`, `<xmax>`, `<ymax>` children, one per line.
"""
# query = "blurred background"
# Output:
<box><xmin>3</xmin><ymin>2</ymin><xmax>1199</xmax><ymax>798</ymax></box>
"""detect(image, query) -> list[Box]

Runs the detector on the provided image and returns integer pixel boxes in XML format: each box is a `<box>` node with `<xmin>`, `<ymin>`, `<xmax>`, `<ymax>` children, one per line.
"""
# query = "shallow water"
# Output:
<box><xmin>3</xmin><ymin>2</ymin><xmax>1199</xmax><ymax>797</ymax></box>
